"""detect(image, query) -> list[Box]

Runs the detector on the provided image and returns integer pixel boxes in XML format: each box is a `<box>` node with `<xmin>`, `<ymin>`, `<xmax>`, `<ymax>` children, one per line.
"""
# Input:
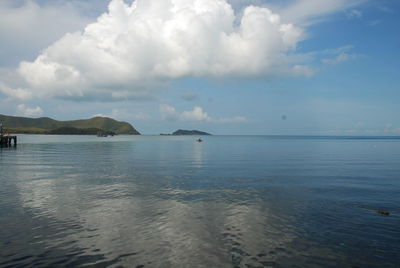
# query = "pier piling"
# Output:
<box><xmin>0</xmin><ymin>135</ymin><xmax>17</xmax><ymax>147</ymax></box>
<box><xmin>0</xmin><ymin>122</ymin><xmax>17</xmax><ymax>147</ymax></box>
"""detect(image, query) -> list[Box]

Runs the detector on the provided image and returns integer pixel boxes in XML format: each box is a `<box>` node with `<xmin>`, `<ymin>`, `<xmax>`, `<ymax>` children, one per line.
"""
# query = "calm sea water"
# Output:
<box><xmin>0</xmin><ymin>135</ymin><xmax>399</xmax><ymax>268</ymax></box>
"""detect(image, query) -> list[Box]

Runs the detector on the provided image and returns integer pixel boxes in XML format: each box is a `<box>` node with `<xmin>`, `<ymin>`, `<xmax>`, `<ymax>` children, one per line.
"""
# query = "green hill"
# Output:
<box><xmin>0</xmin><ymin>114</ymin><xmax>140</xmax><ymax>135</ymax></box>
<box><xmin>48</xmin><ymin>127</ymin><xmax>116</xmax><ymax>135</ymax></box>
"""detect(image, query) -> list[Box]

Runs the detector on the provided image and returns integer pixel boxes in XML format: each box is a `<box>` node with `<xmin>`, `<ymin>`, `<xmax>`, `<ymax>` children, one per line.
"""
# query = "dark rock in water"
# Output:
<box><xmin>377</xmin><ymin>210</ymin><xmax>390</xmax><ymax>216</ymax></box>
<box><xmin>357</xmin><ymin>204</ymin><xmax>390</xmax><ymax>216</ymax></box>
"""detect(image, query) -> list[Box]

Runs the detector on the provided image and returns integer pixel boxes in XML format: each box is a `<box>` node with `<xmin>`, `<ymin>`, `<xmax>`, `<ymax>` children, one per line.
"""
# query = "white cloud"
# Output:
<box><xmin>160</xmin><ymin>104</ymin><xmax>179</xmax><ymax>121</ymax></box>
<box><xmin>346</xmin><ymin>9</ymin><xmax>363</xmax><ymax>19</ymax></box>
<box><xmin>180</xmin><ymin>106</ymin><xmax>212</xmax><ymax>122</ymax></box>
<box><xmin>16</xmin><ymin>104</ymin><xmax>43</xmax><ymax>117</ymax></box>
<box><xmin>322</xmin><ymin>52</ymin><xmax>355</xmax><ymax>65</ymax></box>
<box><xmin>0</xmin><ymin>0</ymin><xmax>365</xmax><ymax>101</ymax></box>
<box><xmin>160</xmin><ymin>104</ymin><xmax>247</xmax><ymax>123</ymax></box>
<box><xmin>0</xmin><ymin>83</ymin><xmax>32</xmax><ymax>101</ymax></box>
<box><xmin>160</xmin><ymin>105</ymin><xmax>210</xmax><ymax>121</ymax></box>
<box><xmin>14</xmin><ymin>0</ymin><xmax>306</xmax><ymax>100</ymax></box>
<box><xmin>280</xmin><ymin>0</ymin><xmax>364</xmax><ymax>25</ymax></box>
<box><xmin>93</xmin><ymin>108</ymin><xmax>151</xmax><ymax>121</ymax></box>
<box><xmin>319</xmin><ymin>46</ymin><xmax>359</xmax><ymax>65</ymax></box>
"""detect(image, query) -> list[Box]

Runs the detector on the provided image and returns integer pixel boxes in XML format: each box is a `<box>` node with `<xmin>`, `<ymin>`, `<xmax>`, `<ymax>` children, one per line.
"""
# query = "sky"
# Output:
<box><xmin>0</xmin><ymin>0</ymin><xmax>399</xmax><ymax>135</ymax></box>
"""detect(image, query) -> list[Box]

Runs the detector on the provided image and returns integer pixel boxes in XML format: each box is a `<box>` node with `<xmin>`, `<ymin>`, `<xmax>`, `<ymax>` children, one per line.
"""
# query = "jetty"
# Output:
<box><xmin>0</xmin><ymin>122</ymin><xmax>17</xmax><ymax>147</ymax></box>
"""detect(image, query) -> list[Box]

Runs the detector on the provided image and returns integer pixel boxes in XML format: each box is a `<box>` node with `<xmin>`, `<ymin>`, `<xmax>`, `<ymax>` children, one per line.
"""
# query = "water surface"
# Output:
<box><xmin>1</xmin><ymin>135</ymin><xmax>399</xmax><ymax>267</ymax></box>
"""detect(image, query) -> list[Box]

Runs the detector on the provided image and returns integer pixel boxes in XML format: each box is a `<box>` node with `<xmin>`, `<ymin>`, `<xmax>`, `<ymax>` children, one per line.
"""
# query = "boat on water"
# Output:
<box><xmin>97</xmin><ymin>132</ymin><xmax>108</xmax><ymax>137</ymax></box>
<box><xmin>196</xmin><ymin>138</ymin><xmax>203</xmax><ymax>142</ymax></box>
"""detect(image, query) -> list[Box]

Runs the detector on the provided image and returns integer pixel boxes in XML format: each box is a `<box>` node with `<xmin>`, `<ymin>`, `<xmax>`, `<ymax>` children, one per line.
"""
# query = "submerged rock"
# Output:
<box><xmin>357</xmin><ymin>204</ymin><xmax>390</xmax><ymax>216</ymax></box>
<box><xmin>377</xmin><ymin>210</ymin><xmax>390</xmax><ymax>216</ymax></box>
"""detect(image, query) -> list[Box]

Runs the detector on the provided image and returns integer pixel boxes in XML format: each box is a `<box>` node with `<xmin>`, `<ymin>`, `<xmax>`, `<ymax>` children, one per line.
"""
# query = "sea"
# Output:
<box><xmin>0</xmin><ymin>135</ymin><xmax>399</xmax><ymax>268</ymax></box>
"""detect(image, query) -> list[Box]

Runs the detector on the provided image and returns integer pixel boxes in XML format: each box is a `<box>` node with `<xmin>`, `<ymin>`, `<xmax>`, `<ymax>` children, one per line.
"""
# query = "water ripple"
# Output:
<box><xmin>1</xmin><ymin>136</ymin><xmax>399</xmax><ymax>267</ymax></box>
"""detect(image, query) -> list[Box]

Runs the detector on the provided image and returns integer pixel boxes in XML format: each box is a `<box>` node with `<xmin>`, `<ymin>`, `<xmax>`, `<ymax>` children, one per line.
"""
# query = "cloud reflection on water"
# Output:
<box><xmin>15</xmin><ymin>172</ymin><xmax>297</xmax><ymax>267</ymax></box>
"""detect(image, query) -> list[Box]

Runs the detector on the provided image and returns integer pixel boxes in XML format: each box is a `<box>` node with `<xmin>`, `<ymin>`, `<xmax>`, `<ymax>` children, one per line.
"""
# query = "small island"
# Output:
<box><xmin>160</xmin><ymin>129</ymin><xmax>211</xmax><ymax>136</ymax></box>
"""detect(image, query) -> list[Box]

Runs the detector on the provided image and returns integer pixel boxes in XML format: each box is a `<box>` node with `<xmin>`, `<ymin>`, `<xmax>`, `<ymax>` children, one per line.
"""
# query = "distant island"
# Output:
<box><xmin>161</xmin><ymin>129</ymin><xmax>211</xmax><ymax>136</ymax></box>
<box><xmin>0</xmin><ymin>114</ymin><xmax>140</xmax><ymax>135</ymax></box>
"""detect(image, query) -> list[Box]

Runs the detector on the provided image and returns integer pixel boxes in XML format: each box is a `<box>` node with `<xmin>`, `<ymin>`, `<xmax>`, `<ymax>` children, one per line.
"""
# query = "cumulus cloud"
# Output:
<box><xmin>16</xmin><ymin>104</ymin><xmax>43</xmax><ymax>117</ymax></box>
<box><xmin>0</xmin><ymin>0</ymin><xmax>365</xmax><ymax>101</ymax></box>
<box><xmin>180</xmin><ymin>106</ymin><xmax>212</xmax><ymax>121</ymax></box>
<box><xmin>160</xmin><ymin>105</ymin><xmax>211</xmax><ymax>121</ymax></box>
<box><xmin>0</xmin><ymin>83</ymin><xmax>32</xmax><ymax>101</ymax></box>
<box><xmin>13</xmin><ymin>0</ymin><xmax>308</xmax><ymax>100</ymax></box>
<box><xmin>160</xmin><ymin>104</ymin><xmax>247</xmax><ymax>123</ymax></box>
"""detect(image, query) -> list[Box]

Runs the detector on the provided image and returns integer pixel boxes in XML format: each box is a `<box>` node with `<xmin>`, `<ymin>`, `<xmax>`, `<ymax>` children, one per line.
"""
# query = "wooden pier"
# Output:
<box><xmin>0</xmin><ymin>122</ymin><xmax>17</xmax><ymax>146</ymax></box>
<box><xmin>0</xmin><ymin>135</ymin><xmax>17</xmax><ymax>146</ymax></box>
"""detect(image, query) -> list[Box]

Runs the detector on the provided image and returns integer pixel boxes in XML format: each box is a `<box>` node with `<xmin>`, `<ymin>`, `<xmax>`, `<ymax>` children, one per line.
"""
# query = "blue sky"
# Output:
<box><xmin>0</xmin><ymin>0</ymin><xmax>399</xmax><ymax>135</ymax></box>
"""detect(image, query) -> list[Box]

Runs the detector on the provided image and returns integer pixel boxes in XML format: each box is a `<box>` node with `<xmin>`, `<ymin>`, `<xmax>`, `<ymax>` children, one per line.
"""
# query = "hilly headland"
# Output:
<box><xmin>0</xmin><ymin>114</ymin><xmax>140</xmax><ymax>135</ymax></box>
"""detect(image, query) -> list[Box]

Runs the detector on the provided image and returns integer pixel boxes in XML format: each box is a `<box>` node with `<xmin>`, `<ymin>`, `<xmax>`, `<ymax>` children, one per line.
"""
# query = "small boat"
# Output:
<box><xmin>97</xmin><ymin>132</ymin><xmax>108</xmax><ymax>137</ymax></box>
<box><xmin>196</xmin><ymin>138</ymin><xmax>202</xmax><ymax>142</ymax></box>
